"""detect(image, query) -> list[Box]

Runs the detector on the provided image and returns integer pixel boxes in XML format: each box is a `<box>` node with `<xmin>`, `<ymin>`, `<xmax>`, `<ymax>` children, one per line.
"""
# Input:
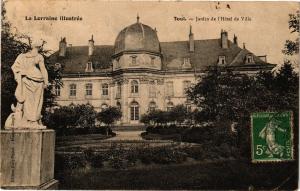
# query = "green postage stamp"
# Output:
<box><xmin>251</xmin><ymin>111</ymin><xmax>294</xmax><ymax>162</ymax></box>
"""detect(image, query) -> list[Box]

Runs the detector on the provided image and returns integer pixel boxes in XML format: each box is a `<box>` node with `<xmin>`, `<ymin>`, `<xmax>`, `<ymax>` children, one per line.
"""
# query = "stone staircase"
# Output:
<box><xmin>111</xmin><ymin>125</ymin><xmax>146</xmax><ymax>131</ymax></box>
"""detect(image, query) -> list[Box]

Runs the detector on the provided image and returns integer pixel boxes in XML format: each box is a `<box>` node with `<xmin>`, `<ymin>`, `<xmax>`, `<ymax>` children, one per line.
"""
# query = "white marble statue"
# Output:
<box><xmin>5</xmin><ymin>40</ymin><xmax>49</xmax><ymax>129</ymax></box>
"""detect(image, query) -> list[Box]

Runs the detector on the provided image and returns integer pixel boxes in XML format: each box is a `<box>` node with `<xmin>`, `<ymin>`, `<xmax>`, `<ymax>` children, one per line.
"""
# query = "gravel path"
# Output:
<box><xmin>107</xmin><ymin>130</ymin><xmax>145</xmax><ymax>140</ymax></box>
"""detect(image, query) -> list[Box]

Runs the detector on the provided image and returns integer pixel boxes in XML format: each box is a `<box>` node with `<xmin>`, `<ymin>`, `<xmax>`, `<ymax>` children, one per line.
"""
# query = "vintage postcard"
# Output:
<box><xmin>1</xmin><ymin>0</ymin><xmax>299</xmax><ymax>190</ymax></box>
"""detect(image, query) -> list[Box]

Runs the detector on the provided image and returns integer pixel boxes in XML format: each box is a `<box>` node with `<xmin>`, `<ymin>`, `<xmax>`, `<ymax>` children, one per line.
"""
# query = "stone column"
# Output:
<box><xmin>140</xmin><ymin>78</ymin><xmax>149</xmax><ymax>115</ymax></box>
<box><xmin>0</xmin><ymin>129</ymin><xmax>58</xmax><ymax>189</ymax></box>
<box><xmin>122</xmin><ymin>79</ymin><xmax>129</xmax><ymax>124</ymax></box>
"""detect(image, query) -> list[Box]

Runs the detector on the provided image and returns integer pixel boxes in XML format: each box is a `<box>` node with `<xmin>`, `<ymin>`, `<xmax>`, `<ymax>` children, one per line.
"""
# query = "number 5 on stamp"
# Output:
<box><xmin>251</xmin><ymin>111</ymin><xmax>294</xmax><ymax>163</ymax></box>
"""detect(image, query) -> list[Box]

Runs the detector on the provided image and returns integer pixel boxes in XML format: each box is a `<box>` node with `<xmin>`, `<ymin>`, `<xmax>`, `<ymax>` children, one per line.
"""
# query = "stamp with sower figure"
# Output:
<box><xmin>251</xmin><ymin>111</ymin><xmax>294</xmax><ymax>163</ymax></box>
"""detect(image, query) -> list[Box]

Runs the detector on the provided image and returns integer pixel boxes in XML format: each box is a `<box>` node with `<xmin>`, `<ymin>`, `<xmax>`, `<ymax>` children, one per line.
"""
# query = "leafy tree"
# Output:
<box><xmin>141</xmin><ymin>106</ymin><xmax>191</xmax><ymax>126</ymax></box>
<box><xmin>140</xmin><ymin>113</ymin><xmax>151</xmax><ymax>125</ymax></box>
<box><xmin>169</xmin><ymin>104</ymin><xmax>188</xmax><ymax>125</ymax></box>
<box><xmin>141</xmin><ymin>109</ymin><xmax>167</xmax><ymax>126</ymax></box>
<box><xmin>74</xmin><ymin>104</ymin><xmax>97</xmax><ymax>128</ymax></box>
<box><xmin>187</xmin><ymin>63</ymin><xmax>298</xmax><ymax>157</ymax></box>
<box><xmin>43</xmin><ymin>104</ymin><xmax>97</xmax><ymax>129</ymax></box>
<box><xmin>96</xmin><ymin>106</ymin><xmax>122</xmax><ymax>126</ymax></box>
<box><xmin>282</xmin><ymin>11</ymin><xmax>299</xmax><ymax>55</ymax></box>
<box><xmin>187</xmin><ymin>66</ymin><xmax>254</xmax><ymax>123</ymax></box>
<box><xmin>43</xmin><ymin>106</ymin><xmax>76</xmax><ymax>129</ymax></box>
<box><xmin>1</xmin><ymin>2</ymin><xmax>61</xmax><ymax>127</ymax></box>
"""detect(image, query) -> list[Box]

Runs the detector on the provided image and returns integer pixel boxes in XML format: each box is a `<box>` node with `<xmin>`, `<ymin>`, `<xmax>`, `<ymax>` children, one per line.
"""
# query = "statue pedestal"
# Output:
<box><xmin>0</xmin><ymin>129</ymin><xmax>58</xmax><ymax>189</ymax></box>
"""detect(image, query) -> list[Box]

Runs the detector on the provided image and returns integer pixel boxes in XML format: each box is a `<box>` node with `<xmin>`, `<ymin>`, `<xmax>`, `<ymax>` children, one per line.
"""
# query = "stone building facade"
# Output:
<box><xmin>49</xmin><ymin>17</ymin><xmax>275</xmax><ymax>126</ymax></box>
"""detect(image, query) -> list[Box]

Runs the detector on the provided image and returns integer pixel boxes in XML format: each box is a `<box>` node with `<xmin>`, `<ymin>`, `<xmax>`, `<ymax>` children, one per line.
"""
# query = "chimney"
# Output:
<box><xmin>137</xmin><ymin>13</ymin><xmax>140</xmax><ymax>23</ymax></box>
<box><xmin>59</xmin><ymin>37</ymin><xmax>67</xmax><ymax>57</ymax></box>
<box><xmin>88</xmin><ymin>35</ymin><xmax>95</xmax><ymax>56</ymax></box>
<box><xmin>221</xmin><ymin>29</ymin><xmax>228</xmax><ymax>49</ymax></box>
<box><xmin>189</xmin><ymin>25</ymin><xmax>194</xmax><ymax>52</ymax></box>
<box><xmin>233</xmin><ymin>34</ymin><xmax>238</xmax><ymax>45</ymax></box>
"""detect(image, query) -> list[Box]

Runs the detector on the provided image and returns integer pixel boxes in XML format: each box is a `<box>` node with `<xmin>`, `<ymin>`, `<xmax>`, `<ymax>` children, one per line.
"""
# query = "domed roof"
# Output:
<box><xmin>114</xmin><ymin>17</ymin><xmax>160</xmax><ymax>55</ymax></box>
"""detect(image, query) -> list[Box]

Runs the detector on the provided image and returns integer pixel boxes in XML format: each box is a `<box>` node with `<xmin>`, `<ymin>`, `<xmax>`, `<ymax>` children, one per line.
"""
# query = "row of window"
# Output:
<box><xmin>130</xmin><ymin>101</ymin><xmax>191</xmax><ymax>121</ymax></box>
<box><xmin>85</xmin><ymin>54</ymin><xmax>255</xmax><ymax>73</ymax></box>
<box><xmin>115</xmin><ymin>56</ymin><xmax>156</xmax><ymax>68</ymax></box>
<box><xmin>58</xmin><ymin>100</ymin><xmax>190</xmax><ymax>121</ymax></box>
<box><xmin>55</xmin><ymin>80</ymin><xmax>191</xmax><ymax>97</ymax></box>
<box><xmin>165</xmin><ymin>80</ymin><xmax>191</xmax><ymax>97</ymax></box>
<box><xmin>130</xmin><ymin>56</ymin><xmax>156</xmax><ymax>66</ymax></box>
<box><xmin>55</xmin><ymin>83</ymin><xmax>109</xmax><ymax>97</ymax></box>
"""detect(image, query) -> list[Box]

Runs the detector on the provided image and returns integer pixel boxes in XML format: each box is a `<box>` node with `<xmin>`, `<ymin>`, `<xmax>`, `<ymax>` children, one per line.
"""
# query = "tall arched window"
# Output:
<box><xmin>166</xmin><ymin>81</ymin><xmax>174</xmax><ymax>96</ymax></box>
<box><xmin>101</xmin><ymin>103</ymin><xmax>108</xmax><ymax>111</ymax></box>
<box><xmin>130</xmin><ymin>101</ymin><xmax>139</xmax><ymax>121</ymax></box>
<box><xmin>116</xmin><ymin>102</ymin><xmax>121</xmax><ymax>110</ymax></box>
<box><xmin>116</xmin><ymin>82</ymin><xmax>121</xmax><ymax>98</ymax></box>
<box><xmin>166</xmin><ymin>101</ymin><xmax>174</xmax><ymax>111</ymax></box>
<box><xmin>131</xmin><ymin>80</ymin><xmax>139</xmax><ymax>94</ymax></box>
<box><xmin>149</xmin><ymin>101</ymin><xmax>156</xmax><ymax>112</ymax></box>
<box><xmin>149</xmin><ymin>80</ymin><xmax>156</xmax><ymax>98</ymax></box>
<box><xmin>183</xmin><ymin>80</ymin><xmax>191</xmax><ymax>94</ymax></box>
<box><xmin>102</xmin><ymin>83</ymin><xmax>109</xmax><ymax>96</ymax></box>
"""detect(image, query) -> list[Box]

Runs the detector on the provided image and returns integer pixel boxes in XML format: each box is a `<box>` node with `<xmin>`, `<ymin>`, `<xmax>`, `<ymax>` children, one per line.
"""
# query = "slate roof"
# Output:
<box><xmin>49</xmin><ymin>45</ymin><xmax>114</xmax><ymax>73</ymax></box>
<box><xmin>49</xmin><ymin>39</ymin><xmax>273</xmax><ymax>74</ymax></box>
<box><xmin>160</xmin><ymin>39</ymin><xmax>268</xmax><ymax>70</ymax></box>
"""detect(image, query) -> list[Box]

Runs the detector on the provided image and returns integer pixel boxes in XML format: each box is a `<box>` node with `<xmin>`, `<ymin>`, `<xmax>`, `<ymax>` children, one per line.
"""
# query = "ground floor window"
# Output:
<box><xmin>101</xmin><ymin>103</ymin><xmax>108</xmax><ymax>111</ymax></box>
<box><xmin>55</xmin><ymin>85</ymin><xmax>60</xmax><ymax>96</ymax></box>
<box><xmin>149</xmin><ymin>101</ymin><xmax>156</xmax><ymax>112</ymax></box>
<box><xmin>166</xmin><ymin>101</ymin><xmax>174</xmax><ymax>111</ymax></box>
<box><xmin>130</xmin><ymin>101</ymin><xmax>139</xmax><ymax>120</ymax></box>
<box><xmin>186</xmin><ymin>104</ymin><xmax>192</xmax><ymax>112</ymax></box>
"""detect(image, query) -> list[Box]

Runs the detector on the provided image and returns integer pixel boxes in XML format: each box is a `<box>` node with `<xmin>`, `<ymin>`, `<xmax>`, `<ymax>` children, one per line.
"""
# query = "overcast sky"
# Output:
<box><xmin>5</xmin><ymin>0</ymin><xmax>299</xmax><ymax>65</ymax></box>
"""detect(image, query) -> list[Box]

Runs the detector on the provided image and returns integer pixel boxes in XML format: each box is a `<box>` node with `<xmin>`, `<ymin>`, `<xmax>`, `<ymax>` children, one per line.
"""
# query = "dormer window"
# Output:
<box><xmin>131</xmin><ymin>55</ymin><xmax>137</xmax><ymax>65</ymax></box>
<box><xmin>218</xmin><ymin>56</ymin><xmax>226</xmax><ymax>65</ymax></box>
<box><xmin>183</xmin><ymin>58</ymin><xmax>190</xmax><ymax>65</ymax></box>
<box><xmin>115</xmin><ymin>58</ymin><xmax>120</xmax><ymax>69</ymax></box>
<box><xmin>246</xmin><ymin>54</ymin><xmax>254</xmax><ymax>64</ymax></box>
<box><xmin>150</xmin><ymin>56</ymin><xmax>155</xmax><ymax>65</ymax></box>
<box><xmin>85</xmin><ymin>62</ymin><xmax>94</xmax><ymax>72</ymax></box>
<box><xmin>184</xmin><ymin>58</ymin><xmax>190</xmax><ymax>64</ymax></box>
<box><xmin>183</xmin><ymin>57</ymin><xmax>191</xmax><ymax>68</ymax></box>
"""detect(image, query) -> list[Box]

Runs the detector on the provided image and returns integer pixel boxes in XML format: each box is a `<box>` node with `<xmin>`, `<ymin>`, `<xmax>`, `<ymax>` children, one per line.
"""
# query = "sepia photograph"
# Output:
<box><xmin>1</xmin><ymin>0</ymin><xmax>299</xmax><ymax>190</ymax></box>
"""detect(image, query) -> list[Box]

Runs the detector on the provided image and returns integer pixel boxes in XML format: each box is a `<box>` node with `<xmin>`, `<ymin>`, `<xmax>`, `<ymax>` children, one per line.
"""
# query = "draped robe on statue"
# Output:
<box><xmin>11</xmin><ymin>53</ymin><xmax>45</xmax><ymax>124</ymax></box>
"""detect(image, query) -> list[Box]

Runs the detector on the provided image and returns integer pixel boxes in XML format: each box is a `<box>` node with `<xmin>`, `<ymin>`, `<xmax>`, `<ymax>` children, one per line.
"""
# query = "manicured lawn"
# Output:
<box><xmin>55</xmin><ymin>160</ymin><xmax>298</xmax><ymax>190</ymax></box>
